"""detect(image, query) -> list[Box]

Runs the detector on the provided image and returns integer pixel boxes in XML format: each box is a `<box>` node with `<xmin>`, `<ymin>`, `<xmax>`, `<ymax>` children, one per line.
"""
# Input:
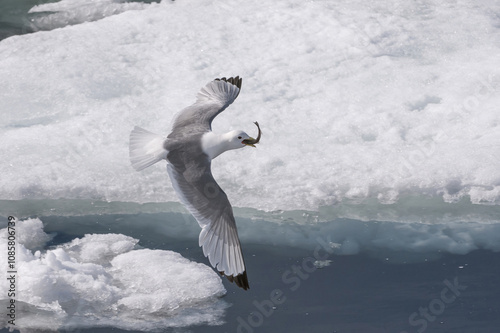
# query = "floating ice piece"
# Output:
<box><xmin>0</xmin><ymin>218</ymin><xmax>227</xmax><ymax>331</ymax></box>
<box><xmin>313</xmin><ymin>260</ymin><xmax>332</xmax><ymax>269</ymax></box>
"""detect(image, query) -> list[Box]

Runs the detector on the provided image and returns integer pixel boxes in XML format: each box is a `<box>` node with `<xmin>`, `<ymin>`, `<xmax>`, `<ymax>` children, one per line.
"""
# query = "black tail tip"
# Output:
<box><xmin>221</xmin><ymin>270</ymin><xmax>249</xmax><ymax>290</ymax></box>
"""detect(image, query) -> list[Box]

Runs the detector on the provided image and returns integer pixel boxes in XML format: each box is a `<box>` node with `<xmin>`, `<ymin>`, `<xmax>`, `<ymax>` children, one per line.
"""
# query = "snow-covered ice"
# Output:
<box><xmin>1</xmin><ymin>0</ymin><xmax>499</xmax><ymax>212</ymax></box>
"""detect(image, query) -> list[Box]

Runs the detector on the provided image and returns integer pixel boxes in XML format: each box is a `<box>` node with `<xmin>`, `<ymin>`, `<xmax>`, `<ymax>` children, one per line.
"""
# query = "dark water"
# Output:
<box><xmin>0</xmin><ymin>0</ymin><xmax>161</xmax><ymax>41</ymax></box>
<box><xmin>0</xmin><ymin>0</ymin><xmax>48</xmax><ymax>40</ymax></box>
<box><xmin>1</xmin><ymin>213</ymin><xmax>500</xmax><ymax>333</ymax></box>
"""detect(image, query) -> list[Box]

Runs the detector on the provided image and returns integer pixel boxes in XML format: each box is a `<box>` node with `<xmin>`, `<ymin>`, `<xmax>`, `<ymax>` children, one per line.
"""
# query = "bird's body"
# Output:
<box><xmin>129</xmin><ymin>77</ymin><xmax>260</xmax><ymax>290</ymax></box>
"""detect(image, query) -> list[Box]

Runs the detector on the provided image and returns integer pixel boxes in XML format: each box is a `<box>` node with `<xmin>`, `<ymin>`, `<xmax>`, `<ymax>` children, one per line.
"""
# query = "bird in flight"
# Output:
<box><xmin>129</xmin><ymin>76</ymin><xmax>260</xmax><ymax>290</ymax></box>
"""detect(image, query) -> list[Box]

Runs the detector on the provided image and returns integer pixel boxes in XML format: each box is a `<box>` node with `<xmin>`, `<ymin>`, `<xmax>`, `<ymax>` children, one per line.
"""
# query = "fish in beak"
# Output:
<box><xmin>242</xmin><ymin>121</ymin><xmax>261</xmax><ymax>147</ymax></box>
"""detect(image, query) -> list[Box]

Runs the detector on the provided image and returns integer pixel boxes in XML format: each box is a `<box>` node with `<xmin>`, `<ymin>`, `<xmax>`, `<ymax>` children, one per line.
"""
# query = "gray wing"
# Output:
<box><xmin>166</xmin><ymin>153</ymin><xmax>249</xmax><ymax>290</ymax></box>
<box><xmin>170</xmin><ymin>77</ymin><xmax>242</xmax><ymax>132</ymax></box>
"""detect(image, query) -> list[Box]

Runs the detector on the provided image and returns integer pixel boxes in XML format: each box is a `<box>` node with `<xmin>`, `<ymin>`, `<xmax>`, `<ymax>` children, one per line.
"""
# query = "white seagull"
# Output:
<box><xmin>129</xmin><ymin>77</ymin><xmax>260</xmax><ymax>290</ymax></box>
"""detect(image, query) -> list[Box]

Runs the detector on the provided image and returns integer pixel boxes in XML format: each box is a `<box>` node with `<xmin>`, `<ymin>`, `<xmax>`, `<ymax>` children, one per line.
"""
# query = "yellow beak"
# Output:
<box><xmin>242</xmin><ymin>137</ymin><xmax>256</xmax><ymax>147</ymax></box>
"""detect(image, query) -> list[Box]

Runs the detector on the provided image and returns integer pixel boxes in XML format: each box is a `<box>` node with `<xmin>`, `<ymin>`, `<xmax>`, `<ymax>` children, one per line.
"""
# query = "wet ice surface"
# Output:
<box><xmin>1</xmin><ymin>213</ymin><xmax>500</xmax><ymax>332</ymax></box>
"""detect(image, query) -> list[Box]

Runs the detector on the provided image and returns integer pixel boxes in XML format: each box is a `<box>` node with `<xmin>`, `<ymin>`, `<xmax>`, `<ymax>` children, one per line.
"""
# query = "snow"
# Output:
<box><xmin>1</xmin><ymin>0</ymin><xmax>499</xmax><ymax>212</ymax></box>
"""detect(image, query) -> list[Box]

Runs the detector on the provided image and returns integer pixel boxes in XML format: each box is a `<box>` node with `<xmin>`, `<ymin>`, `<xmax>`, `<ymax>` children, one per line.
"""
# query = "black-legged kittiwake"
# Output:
<box><xmin>129</xmin><ymin>77</ymin><xmax>260</xmax><ymax>290</ymax></box>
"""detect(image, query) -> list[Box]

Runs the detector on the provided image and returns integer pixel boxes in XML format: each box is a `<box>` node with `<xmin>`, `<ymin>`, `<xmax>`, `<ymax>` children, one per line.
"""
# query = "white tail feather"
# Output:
<box><xmin>129</xmin><ymin>126</ymin><xmax>168</xmax><ymax>171</ymax></box>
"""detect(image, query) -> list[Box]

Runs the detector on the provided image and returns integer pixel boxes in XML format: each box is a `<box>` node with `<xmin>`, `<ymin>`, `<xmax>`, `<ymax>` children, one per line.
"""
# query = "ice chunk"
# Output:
<box><xmin>61</xmin><ymin>233</ymin><xmax>138</xmax><ymax>264</ymax></box>
<box><xmin>0</xmin><ymin>218</ymin><xmax>227</xmax><ymax>331</ymax></box>
<box><xmin>111</xmin><ymin>249</ymin><xmax>226</xmax><ymax>314</ymax></box>
<box><xmin>313</xmin><ymin>260</ymin><xmax>332</xmax><ymax>269</ymax></box>
<box><xmin>14</xmin><ymin>217</ymin><xmax>52</xmax><ymax>251</ymax></box>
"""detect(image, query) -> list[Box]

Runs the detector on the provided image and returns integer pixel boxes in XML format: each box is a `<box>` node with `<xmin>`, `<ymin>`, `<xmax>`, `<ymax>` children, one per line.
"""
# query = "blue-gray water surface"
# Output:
<box><xmin>1</xmin><ymin>212</ymin><xmax>499</xmax><ymax>333</ymax></box>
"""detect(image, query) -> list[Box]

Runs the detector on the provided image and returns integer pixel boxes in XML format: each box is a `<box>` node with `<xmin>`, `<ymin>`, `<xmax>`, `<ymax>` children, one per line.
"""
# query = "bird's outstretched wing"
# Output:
<box><xmin>171</xmin><ymin>77</ymin><xmax>242</xmax><ymax>131</ymax></box>
<box><xmin>166</xmin><ymin>156</ymin><xmax>249</xmax><ymax>290</ymax></box>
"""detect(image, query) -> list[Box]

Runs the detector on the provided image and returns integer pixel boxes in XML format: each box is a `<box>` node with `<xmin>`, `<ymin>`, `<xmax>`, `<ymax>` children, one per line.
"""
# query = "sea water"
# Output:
<box><xmin>1</xmin><ymin>0</ymin><xmax>499</xmax><ymax>209</ymax></box>
<box><xmin>1</xmin><ymin>0</ymin><xmax>500</xmax><ymax>332</ymax></box>
<box><xmin>1</xmin><ymin>209</ymin><xmax>500</xmax><ymax>332</ymax></box>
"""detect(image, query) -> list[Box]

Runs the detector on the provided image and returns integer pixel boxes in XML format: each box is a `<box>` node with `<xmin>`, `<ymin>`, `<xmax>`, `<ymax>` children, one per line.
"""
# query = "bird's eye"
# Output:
<box><xmin>238</xmin><ymin>136</ymin><xmax>242</xmax><ymax>139</ymax></box>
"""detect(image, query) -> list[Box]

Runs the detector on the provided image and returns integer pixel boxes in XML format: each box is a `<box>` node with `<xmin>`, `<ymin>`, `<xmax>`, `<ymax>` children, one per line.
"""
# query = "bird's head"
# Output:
<box><xmin>227</xmin><ymin>122</ymin><xmax>262</xmax><ymax>150</ymax></box>
<box><xmin>228</xmin><ymin>130</ymin><xmax>252</xmax><ymax>149</ymax></box>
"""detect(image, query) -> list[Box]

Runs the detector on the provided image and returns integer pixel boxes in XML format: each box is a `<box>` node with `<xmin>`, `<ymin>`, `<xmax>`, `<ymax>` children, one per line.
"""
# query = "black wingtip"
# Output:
<box><xmin>220</xmin><ymin>270</ymin><xmax>250</xmax><ymax>291</ymax></box>
<box><xmin>215</xmin><ymin>76</ymin><xmax>242</xmax><ymax>90</ymax></box>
